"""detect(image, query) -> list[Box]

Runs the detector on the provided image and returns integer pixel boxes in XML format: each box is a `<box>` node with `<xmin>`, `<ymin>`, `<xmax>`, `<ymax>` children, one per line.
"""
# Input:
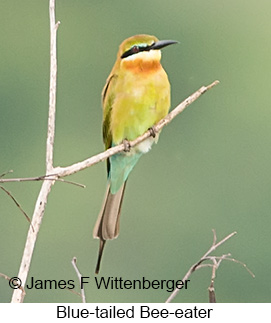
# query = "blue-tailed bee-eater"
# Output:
<box><xmin>93</xmin><ymin>34</ymin><xmax>178</xmax><ymax>273</ymax></box>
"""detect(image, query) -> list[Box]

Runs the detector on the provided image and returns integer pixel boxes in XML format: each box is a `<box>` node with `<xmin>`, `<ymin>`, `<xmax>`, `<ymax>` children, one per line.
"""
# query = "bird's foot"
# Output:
<box><xmin>123</xmin><ymin>139</ymin><xmax>131</xmax><ymax>152</ymax></box>
<box><xmin>148</xmin><ymin>126</ymin><xmax>157</xmax><ymax>138</ymax></box>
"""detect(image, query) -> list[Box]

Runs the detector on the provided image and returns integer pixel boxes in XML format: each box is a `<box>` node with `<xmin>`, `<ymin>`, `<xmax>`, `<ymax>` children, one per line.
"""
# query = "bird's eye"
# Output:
<box><xmin>132</xmin><ymin>45</ymin><xmax>139</xmax><ymax>53</ymax></box>
<box><xmin>121</xmin><ymin>45</ymin><xmax>141</xmax><ymax>59</ymax></box>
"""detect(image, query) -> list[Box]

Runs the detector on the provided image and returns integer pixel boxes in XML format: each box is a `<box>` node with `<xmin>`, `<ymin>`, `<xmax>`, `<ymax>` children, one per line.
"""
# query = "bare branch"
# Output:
<box><xmin>208</xmin><ymin>278</ymin><xmax>216</xmax><ymax>303</ymax></box>
<box><xmin>1</xmin><ymin>80</ymin><xmax>220</xmax><ymax>184</ymax></box>
<box><xmin>215</xmin><ymin>255</ymin><xmax>255</xmax><ymax>278</ymax></box>
<box><xmin>0</xmin><ymin>185</ymin><xmax>34</xmax><ymax>231</ymax></box>
<box><xmin>11</xmin><ymin>0</ymin><xmax>59</xmax><ymax>303</ymax></box>
<box><xmin>71</xmin><ymin>257</ymin><xmax>86</xmax><ymax>303</ymax></box>
<box><xmin>166</xmin><ymin>230</ymin><xmax>254</xmax><ymax>303</ymax></box>
<box><xmin>0</xmin><ymin>175</ymin><xmax>50</xmax><ymax>183</ymax></box>
<box><xmin>207</xmin><ymin>254</ymin><xmax>229</xmax><ymax>303</ymax></box>
<box><xmin>0</xmin><ymin>170</ymin><xmax>13</xmax><ymax>178</ymax></box>
<box><xmin>0</xmin><ymin>174</ymin><xmax>85</xmax><ymax>188</ymax></box>
<box><xmin>56</xmin><ymin>178</ymin><xmax>86</xmax><ymax>188</ymax></box>
<box><xmin>46</xmin><ymin>1</ymin><xmax>60</xmax><ymax>172</ymax></box>
<box><xmin>0</xmin><ymin>273</ymin><xmax>26</xmax><ymax>298</ymax></box>
<box><xmin>53</xmin><ymin>80</ymin><xmax>220</xmax><ymax>178</ymax></box>
<box><xmin>211</xmin><ymin>228</ymin><xmax>217</xmax><ymax>246</ymax></box>
<box><xmin>11</xmin><ymin>181</ymin><xmax>54</xmax><ymax>303</ymax></box>
<box><xmin>165</xmin><ymin>231</ymin><xmax>238</xmax><ymax>303</ymax></box>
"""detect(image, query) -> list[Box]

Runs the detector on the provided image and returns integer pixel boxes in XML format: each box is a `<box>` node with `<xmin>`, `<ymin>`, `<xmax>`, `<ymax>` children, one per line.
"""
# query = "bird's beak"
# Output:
<box><xmin>150</xmin><ymin>39</ymin><xmax>179</xmax><ymax>50</ymax></box>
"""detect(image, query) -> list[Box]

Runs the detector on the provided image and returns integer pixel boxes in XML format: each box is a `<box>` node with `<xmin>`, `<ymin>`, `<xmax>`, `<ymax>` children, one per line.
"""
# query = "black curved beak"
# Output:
<box><xmin>150</xmin><ymin>39</ymin><xmax>179</xmax><ymax>50</ymax></box>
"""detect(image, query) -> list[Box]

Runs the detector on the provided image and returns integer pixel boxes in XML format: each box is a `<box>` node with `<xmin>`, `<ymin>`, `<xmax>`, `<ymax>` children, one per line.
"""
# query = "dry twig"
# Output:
<box><xmin>0</xmin><ymin>272</ymin><xmax>26</xmax><ymax>299</ymax></box>
<box><xmin>1</xmin><ymin>80</ymin><xmax>219</xmax><ymax>185</ymax></box>
<box><xmin>0</xmin><ymin>185</ymin><xmax>33</xmax><ymax>231</ymax></box>
<box><xmin>165</xmin><ymin>230</ymin><xmax>254</xmax><ymax>303</ymax></box>
<box><xmin>71</xmin><ymin>257</ymin><xmax>86</xmax><ymax>303</ymax></box>
<box><xmin>11</xmin><ymin>0</ymin><xmax>60</xmax><ymax>303</ymax></box>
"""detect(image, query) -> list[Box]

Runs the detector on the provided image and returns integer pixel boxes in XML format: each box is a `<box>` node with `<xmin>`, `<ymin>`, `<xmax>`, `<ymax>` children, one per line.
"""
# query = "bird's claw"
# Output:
<box><xmin>123</xmin><ymin>139</ymin><xmax>131</xmax><ymax>152</ymax></box>
<box><xmin>148</xmin><ymin>126</ymin><xmax>157</xmax><ymax>138</ymax></box>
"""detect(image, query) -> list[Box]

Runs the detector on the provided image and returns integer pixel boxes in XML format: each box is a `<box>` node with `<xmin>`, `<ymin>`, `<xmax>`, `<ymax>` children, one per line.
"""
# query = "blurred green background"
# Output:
<box><xmin>0</xmin><ymin>0</ymin><xmax>270</xmax><ymax>303</ymax></box>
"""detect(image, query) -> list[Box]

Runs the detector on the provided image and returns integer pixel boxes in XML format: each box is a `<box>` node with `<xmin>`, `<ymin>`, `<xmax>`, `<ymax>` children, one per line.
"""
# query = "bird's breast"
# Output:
<box><xmin>110</xmin><ymin>67</ymin><xmax>170</xmax><ymax>148</ymax></box>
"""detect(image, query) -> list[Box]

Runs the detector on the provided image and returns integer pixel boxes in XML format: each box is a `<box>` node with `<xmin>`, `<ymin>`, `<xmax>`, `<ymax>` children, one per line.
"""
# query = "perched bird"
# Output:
<box><xmin>93</xmin><ymin>34</ymin><xmax>178</xmax><ymax>273</ymax></box>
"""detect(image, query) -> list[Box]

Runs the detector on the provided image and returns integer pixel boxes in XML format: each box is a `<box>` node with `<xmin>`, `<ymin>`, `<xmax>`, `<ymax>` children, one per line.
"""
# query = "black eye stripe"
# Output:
<box><xmin>121</xmin><ymin>43</ymin><xmax>154</xmax><ymax>59</ymax></box>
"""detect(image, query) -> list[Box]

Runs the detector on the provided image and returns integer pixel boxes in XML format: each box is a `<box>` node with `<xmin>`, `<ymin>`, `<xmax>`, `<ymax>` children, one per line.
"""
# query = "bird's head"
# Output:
<box><xmin>116</xmin><ymin>34</ymin><xmax>178</xmax><ymax>72</ymax></box>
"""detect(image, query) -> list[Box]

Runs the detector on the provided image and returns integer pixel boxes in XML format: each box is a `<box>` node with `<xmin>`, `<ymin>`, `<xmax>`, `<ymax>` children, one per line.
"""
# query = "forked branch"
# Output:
<box><xmin>165</xmin><ymin>230</ymin><xmax>254</xmax><ymax>303</ymax></box>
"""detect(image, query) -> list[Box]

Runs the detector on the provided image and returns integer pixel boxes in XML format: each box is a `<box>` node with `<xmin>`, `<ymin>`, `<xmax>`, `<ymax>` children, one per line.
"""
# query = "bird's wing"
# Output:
<box><xmin>102</xmin><ymin>73</ymin><xmax>118</xmax><ymax>175</ymax></box>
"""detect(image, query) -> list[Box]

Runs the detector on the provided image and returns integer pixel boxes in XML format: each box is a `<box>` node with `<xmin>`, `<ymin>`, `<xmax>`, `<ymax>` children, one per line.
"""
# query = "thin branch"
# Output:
<box><xmin>0</xmin><ymin>174</ymin><xmax>85</xmax><ymax>188</ymax></box>
<box><xmin>207</xmin><ymin>254</ymin><xmax>229</xmax><ymax>303</ymax></box>
<box><xmin>55</xmin><ymin>80</ymin><xmax>219</xmax><ymax>178</ymax></box>
<box><xmin>0</xmin><ymin>185</ymin><xmax>34</xmax><ymax>231</ymax></box>
<box><xmin>11</xmin><ymin>181</ymin><xmax>54</xmax><ymax>303</ymax></box>
<box><xmin>71</xmin><ymin>257</ymin><xmax>86</xmax><ymax>303</ymax></box>
<box><xmin>212</xmin><ymin>228</ymin><xmax>217</xmax><ymax>245</ymax></box>
<box><xmin>0</xmin><ymin>273</ymin><xmax>26</xmax><ymax>298</ymax></box>
<box><xmin>65</xmin><ymin>287</ymin><xmax>82</xmax><ymax>298</ymax></box>
<box><xmin>203</xmin><ymin>253</ymin><xmax>254</xmax><ymax>303</ymax></box>
<box><xmin>208</xmin><ymin>270</ymin><xmax>216</xmax><ymax>302</ymax></box>
<box><xmin>56</xmin><ymin>178</ymin><xmax>86</xmax><ymax>188</ymax></box>
<box><xmin>0</xmin><ymin>175</ymin><xmax>51</xmax><ymax>183</ymax></box>
<box><xmin>214</xmin><ymin>255</ymin><xmax>255</xmax><ymax>278</ymax></box>
<box><xmin>46</xmin><ymin>1</ymin><xmax>60</xmax><ymax>172</ymax></box>
<box><xmin>1</xmin><ymin>79</ymin><xmax>220</xmax><ymax>184</ymax></box>
<box><xmin>201</xmin><ymin>230</ymin><xmax>237</xmax><ymax>260</ymax></box>
<box><xmin>0</xmin><ymin>170</ymin><xmax>13</xmax><ymax>178</ymax></box>
<box><xmin>11</xmin><ymin>0</ymin><xmax>59</xmax><ymax>303</ymax></box>
<box><xmin>165</xmin><ymin>231</ymin><xmax>238</xmax><ymax>303</ymax></box>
